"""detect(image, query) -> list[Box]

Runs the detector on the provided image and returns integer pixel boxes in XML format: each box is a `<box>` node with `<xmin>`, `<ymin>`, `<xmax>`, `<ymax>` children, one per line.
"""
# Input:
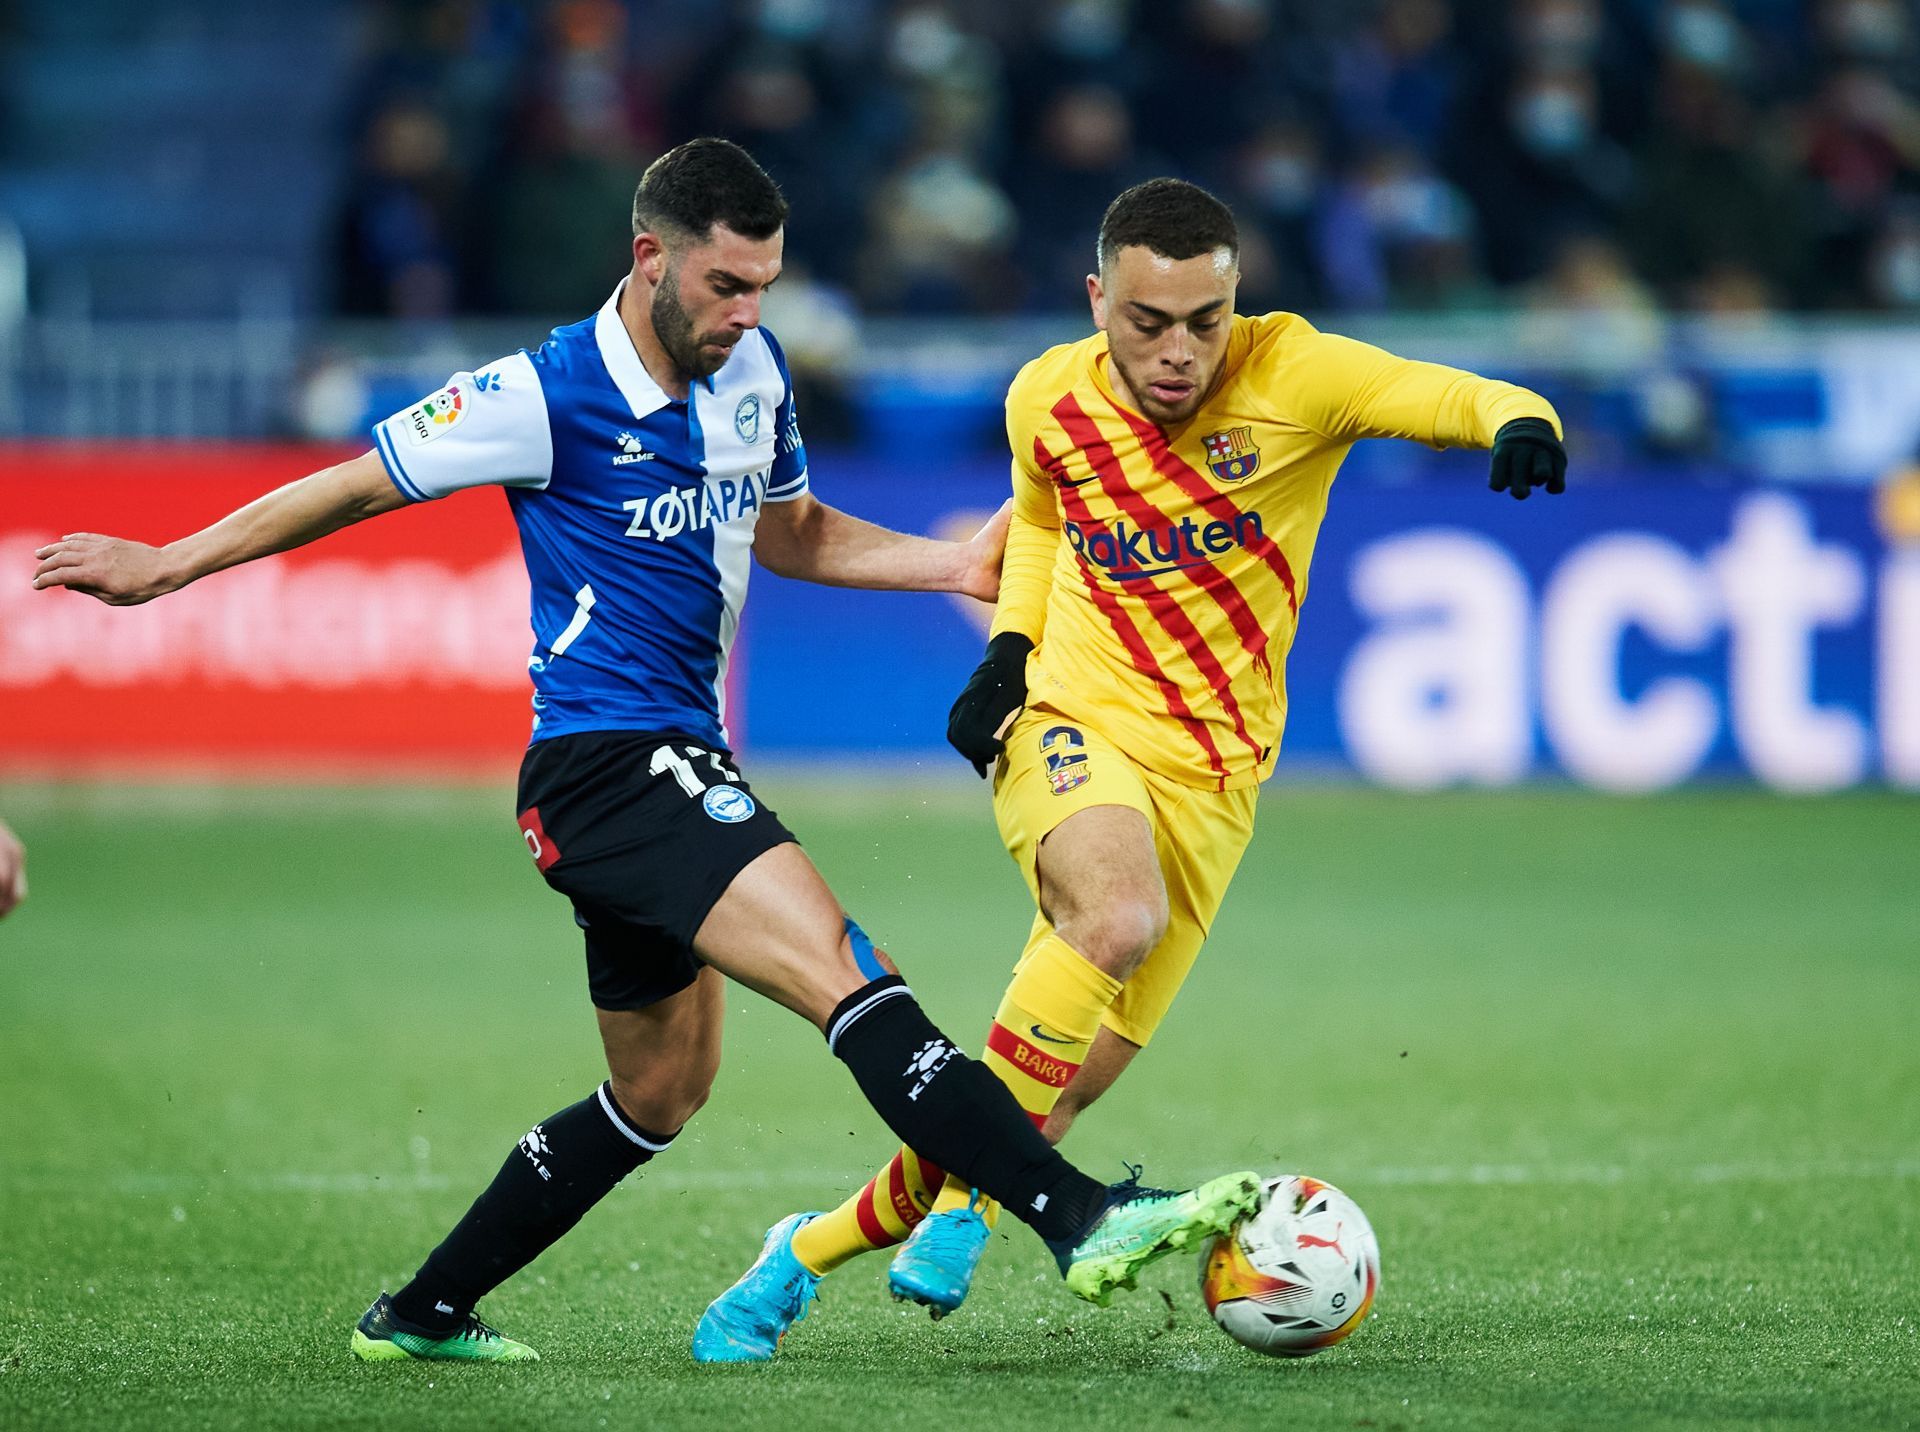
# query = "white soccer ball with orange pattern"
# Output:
<box><xmin>1198</xmin><ymin>1174</ymin><xmax>1380</xmax><ymax>1356</ymax></box>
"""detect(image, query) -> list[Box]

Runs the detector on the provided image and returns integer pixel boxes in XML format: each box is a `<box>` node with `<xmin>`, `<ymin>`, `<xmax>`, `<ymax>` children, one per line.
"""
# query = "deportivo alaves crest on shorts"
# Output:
<box><xmin>998</xmin><ymin>312</ymin><xmax>1557</xmax><ymax>792</ymax></box>
<box><xmin>371</xmin><ymin>279</ymin><xmax>808</xmax><ymax>749</ymax></box>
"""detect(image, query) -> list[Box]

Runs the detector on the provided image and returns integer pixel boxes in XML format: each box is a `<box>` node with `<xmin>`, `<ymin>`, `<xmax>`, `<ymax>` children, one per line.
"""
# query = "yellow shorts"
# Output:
<box><xmin>992</xmin><ymin>702</ymin><xmax>1258</xmax><ymax>1047</ymax></box>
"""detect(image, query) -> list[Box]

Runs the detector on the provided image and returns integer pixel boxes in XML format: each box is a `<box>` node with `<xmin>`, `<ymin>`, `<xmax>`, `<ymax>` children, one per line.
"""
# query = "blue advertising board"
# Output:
<box><xmin>739</xmin><ymin>455</ymin><xmax>1919</xmax><ymax>792</ymax></box>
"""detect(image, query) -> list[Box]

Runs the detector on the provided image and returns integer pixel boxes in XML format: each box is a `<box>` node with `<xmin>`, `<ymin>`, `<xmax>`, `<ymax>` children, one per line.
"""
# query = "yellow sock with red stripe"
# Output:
<box><xmin>791</xmin><ymin>1149</ymin><xmax>946</xmax><ymax>1276</ymax></box>
<box><xmin>928</xmin><ymin>931</ymin><xmax>1120</xmax><ymax>1220</ymax></box>
<box><xmin>793</xmin><ymin>931</ymin><xmax>1123</xmax><ymax>1268</ymax></box>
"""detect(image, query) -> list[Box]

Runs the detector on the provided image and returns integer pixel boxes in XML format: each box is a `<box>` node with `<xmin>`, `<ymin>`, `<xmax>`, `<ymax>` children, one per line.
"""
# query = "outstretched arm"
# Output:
<box><xmin>30</xmin><ymin>450</ymin><xmax>406</xmax><ymax>605</ymax></box>
<box><xmin>751</xmin><ymin>492</ymin><xmax>1010</xmax><ymax>601</ymax></box>
<box><xmin>1298</xmin><ymin>333</ymin><xmax>1567</xmax><ymax>499</ymax></box>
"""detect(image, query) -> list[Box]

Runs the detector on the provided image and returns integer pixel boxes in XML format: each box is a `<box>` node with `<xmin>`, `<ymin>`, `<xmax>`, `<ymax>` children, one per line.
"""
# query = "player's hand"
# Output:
<box><xmin>955</xmin><ymin>500</ymin><xmax>1013</xmax><ymax>603</ymax></box>
<box><xmin>947</xmin><ymin>632</ymin><xmax>1033</xmax><ymax>778</ymax></box>
<box><xmin>0</xmin><ymin>820</ymin><xmax>25</xmax><ymax>919</ymax></box>
<box><xmin>30</xmin><ymin>534</ymin><xmax>183</xmax><ymax>605</ymax></box>
<box><xmin>1488</xmin><ymin>418</ymin><xmax>1567</xmax><ymax>501</ymax></box>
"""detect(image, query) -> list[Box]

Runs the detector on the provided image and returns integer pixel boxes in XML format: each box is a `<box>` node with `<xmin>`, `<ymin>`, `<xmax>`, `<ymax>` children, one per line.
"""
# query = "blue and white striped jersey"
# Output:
<box><xmin>372</xmin><ymin>281</ymin><xmax>808</xmax><ymax>749</ymax></box>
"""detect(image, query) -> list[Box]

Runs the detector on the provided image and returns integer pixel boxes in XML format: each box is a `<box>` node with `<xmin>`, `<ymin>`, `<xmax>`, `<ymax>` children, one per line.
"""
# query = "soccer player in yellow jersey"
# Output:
<box><xmin>694</xmin><ymin>178</ymin><xmax>1565</xmax><ymax>1358</ymax></box>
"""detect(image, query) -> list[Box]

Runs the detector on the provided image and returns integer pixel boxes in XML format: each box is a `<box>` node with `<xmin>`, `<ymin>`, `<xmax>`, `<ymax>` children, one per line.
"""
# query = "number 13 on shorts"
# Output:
<box><xmin>649</xmin><ymin>744</ymin><xmax>742</xmax><ymax>797</ymax></box>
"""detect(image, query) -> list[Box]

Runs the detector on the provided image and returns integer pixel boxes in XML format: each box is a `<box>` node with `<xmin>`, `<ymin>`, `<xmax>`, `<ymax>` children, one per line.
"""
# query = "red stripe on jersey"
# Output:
<box><xmin>1061</xmin><ymin>400</ymin><xmax>1276</xmax><ymax>687</ymax></box>
<box><xmin>1107</xmin><ymin>400</ymin><xmax>1300</xmax><ymax>616</ymax></box>
<box><xmin>854</xmin><ymin>1180</ymin><xmax>892</xmax><ymax>1246</ymax></box>
<box><xmin>1039</xmin><ymin>435</ymin><xmax>1229</xmax><ymax>782</ymax></box>
<box><xmin>1076</xmin><ymin>412</ymin><xmax>1279</xmax><ymax>683</ymax></box>
<box><xmin>985</xmin><ymin>1021</ymin><xmax>1082</xmax><ymax>1088</ymax></box>
<box><xmin>1052</xmin><ymin>397</ymin><xmax>1264</xmax><ymax>764</ymax></box>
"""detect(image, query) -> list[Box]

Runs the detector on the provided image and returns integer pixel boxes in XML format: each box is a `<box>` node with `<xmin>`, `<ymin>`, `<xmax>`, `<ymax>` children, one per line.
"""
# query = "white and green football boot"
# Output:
<box><xmin>350</xmin><ymin>1293</ymin><xmax>540</xmax><ymax>1362</ymax></box>
<box><xmin>1046</xmin><ymin>1168</ymin><xmax>1262</xmax><ymax>1307</ymax></box>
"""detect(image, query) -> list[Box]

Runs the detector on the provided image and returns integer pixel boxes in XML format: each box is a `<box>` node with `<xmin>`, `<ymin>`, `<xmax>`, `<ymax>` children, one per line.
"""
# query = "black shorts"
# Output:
<box><xmin>515</xmin><ymin>730</ymin><xmax>797</xmax><ymax>1011</ymax></box>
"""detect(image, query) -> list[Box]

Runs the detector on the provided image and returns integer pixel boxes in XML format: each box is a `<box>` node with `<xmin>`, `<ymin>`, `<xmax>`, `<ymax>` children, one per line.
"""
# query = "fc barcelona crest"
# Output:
<box><xmin>1201</xmin><ymin>426</ymin><xmax>1260</xmax><ymax>483</ymax></box>
<box><xmin>1040</xmin><ymin>724</ymin><xmax>1091</xmax><ymax>795</ymax></box>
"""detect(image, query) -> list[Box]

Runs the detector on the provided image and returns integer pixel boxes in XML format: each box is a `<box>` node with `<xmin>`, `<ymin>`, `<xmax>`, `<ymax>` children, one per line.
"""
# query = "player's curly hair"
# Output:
<box><xmin>1097</xmin><ymin>178</ymin><xmax>1239</xmax><ymax>272</ymax></box>
<box><xmin>632</xmin><ymin>138</ymin><xmax>789</xmax><ymax>243</ymax></box>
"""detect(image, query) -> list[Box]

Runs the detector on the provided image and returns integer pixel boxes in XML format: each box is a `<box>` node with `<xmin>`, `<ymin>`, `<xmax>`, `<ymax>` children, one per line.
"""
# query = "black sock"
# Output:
<box><xmin>826</xmin><ymin>977</ymin><xmax>1103</xmax><ymax>1244</ymax></box>
<box><xmin>389</xmin><ymin>1082</ymin><xmax>672</xmax><ymax>1333</ymax></box>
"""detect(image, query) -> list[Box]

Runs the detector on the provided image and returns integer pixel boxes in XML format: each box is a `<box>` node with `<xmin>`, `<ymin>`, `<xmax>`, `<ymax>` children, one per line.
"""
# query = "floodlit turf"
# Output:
<box><xmin>1</xmin><ymin>778</ymin><xmax>1915</xmax><ymax>1431</ymax></box>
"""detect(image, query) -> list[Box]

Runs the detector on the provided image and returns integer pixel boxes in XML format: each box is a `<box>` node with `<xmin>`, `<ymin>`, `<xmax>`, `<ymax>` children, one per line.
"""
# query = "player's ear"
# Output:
<box><xmin>633</xmin><ymin>231</ymin><xmax>669</xmax><ymax>289</ymax></box>
<box><xmin>1087</xmin><ymin>272</ymin><xmax>1107</xmax><ymax>331</ymax></box>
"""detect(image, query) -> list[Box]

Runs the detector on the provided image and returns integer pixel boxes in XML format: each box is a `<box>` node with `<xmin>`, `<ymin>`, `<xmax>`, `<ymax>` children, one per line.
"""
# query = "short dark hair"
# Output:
<box><xmin>1096</xmin><ymin>178</ymin><xmax>1239</xmax><ymax>272</ymax></box>
<box><xmin>632</xmin><ymin>138</ymin><xmax>789</xmax><ymax>243</ymax></box>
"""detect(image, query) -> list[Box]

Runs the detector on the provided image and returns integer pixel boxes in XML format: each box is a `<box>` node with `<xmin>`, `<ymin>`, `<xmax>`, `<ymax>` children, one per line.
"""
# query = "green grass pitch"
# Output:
<box><xmin>1</xmin><ymin>779</ymin><xmax>1915</xmax><ymax>1430</ymax></box>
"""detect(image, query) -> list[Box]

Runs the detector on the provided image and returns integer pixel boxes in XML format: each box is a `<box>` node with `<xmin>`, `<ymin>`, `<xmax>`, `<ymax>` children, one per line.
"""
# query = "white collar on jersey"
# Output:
<box><xmin>595</xmin><ymin>278</ymin><xmax>675</xmax><ymax>421</ymax></box>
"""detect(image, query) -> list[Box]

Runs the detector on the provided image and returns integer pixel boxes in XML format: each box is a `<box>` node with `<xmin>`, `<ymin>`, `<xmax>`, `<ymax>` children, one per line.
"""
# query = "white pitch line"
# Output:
<box><xmin>4</xmin><ymin>1158</ymin><xmax>1917</xmax><ymax>1201</ymax></box>
<box><xmin>1358</xmin><ymin>1159</ymin><xmax>1920</xmax><ymax>1187</ymax></box>
<box><xmin>3</xmin><ymin>1167</ymin><xmax>855</xmax><ymax>1198</ymax></box>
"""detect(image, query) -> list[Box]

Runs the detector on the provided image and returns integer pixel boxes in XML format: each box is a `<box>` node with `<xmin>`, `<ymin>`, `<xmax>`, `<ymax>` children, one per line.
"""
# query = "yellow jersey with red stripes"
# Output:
<box><xmin>990</xmin><ymin>311</ymin><xmax>1559</xmax><ymax>792</ymax></box>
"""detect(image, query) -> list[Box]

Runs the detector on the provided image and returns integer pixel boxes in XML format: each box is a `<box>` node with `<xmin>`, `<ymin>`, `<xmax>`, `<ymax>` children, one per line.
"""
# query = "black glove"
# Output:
<box><xmin>1488</xmin><ymin>417</ymin><xmax>1567</xmax><ymax>501</ymax></box>
<box><xmin>947</xmin><ymin>632</ymin><xmax>1033</xmax><ymax>778</ymax></box>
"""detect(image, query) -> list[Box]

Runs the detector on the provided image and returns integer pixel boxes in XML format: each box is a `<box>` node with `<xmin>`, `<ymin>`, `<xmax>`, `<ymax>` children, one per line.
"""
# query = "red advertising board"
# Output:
<box><xmin>1</xmin><ymin>445</ymin><xmax>534</xmax><ymax>778</ymax></box>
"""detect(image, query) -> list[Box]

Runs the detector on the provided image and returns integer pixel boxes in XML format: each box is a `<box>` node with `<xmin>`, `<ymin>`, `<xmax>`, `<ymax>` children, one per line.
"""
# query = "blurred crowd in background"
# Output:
<box><xmin>3</xmin><ymin>0</ymin><xmax>1918</xmax><ymax>471</ymax></box>
<box><xmin>337</xmin><ymin>0</ymin><xmax>1920</xmax><ymax>323</ymax></box>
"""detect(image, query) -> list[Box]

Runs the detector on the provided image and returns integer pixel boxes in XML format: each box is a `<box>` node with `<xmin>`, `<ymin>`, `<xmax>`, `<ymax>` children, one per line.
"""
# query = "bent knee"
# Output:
<box><xmin>1059</xmin><ymin>899</ymin><xmax>1167</xmax><ymax>979</ymax></box>
<box><xmin>609</xmin><ymin>1071</ymin><xmax>714</xmax><ymax>1138</ymax></box>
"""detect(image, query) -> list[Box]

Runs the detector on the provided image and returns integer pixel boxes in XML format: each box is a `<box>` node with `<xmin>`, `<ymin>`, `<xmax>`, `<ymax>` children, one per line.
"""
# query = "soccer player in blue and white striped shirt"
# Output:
<box><xmin>33</xmin><ymin>138</ymin><xmax>1259</xmax><ymax>1364</ymax></box>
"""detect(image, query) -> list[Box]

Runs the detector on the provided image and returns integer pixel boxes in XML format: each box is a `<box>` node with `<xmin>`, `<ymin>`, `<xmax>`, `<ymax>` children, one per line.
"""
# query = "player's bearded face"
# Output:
<box><xmin>651</xmin><ymin>264</ymin><xmax>728</xmax><ymax>379</ymax></box>
<box><xmin>1091</xmin><ymin>245</ymin><xmax>1238</xmax><ymax>425</ymax></box>
<box><xmin>648</xmin><ymin>262</ymin><xmax>710</xmax><ymax>374</ymax></box>
<box><xmin>652</xmin><ymin>225</ymin><xmax>784</xmax><ymax>381</ymax></box>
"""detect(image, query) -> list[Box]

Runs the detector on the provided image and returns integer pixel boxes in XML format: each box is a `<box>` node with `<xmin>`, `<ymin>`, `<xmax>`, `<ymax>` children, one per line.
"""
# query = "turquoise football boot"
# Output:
<box><xmin>692</xmin><ymin>1211</ymin><xmax>824</xmax><ymax>1363</ymax></box>
<box><xmin>887</xmin><ymin>1193</ymin><xmax>991</xmax><ymax>1319</ymax></box>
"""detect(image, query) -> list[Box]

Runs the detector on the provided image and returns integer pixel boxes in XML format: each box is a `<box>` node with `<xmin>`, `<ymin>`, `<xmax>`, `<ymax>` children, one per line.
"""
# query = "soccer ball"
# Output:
<box><xmin>1199</xmin><ymin>1174</ymin><xmax>1380</xmax><ymax>1357</ymax></box>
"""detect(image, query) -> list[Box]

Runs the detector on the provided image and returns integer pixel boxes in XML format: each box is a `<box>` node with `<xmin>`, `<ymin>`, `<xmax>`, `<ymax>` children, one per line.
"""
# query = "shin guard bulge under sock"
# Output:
<box><xmin>824</xmin><ymin>975</ymin><xmax>1103</xmax><ymax>1244</ymax></box>
<box><xmin>801</xmin><ymin>931</ymin><xmax>1122</xmax><ymax>1265</ymax></box>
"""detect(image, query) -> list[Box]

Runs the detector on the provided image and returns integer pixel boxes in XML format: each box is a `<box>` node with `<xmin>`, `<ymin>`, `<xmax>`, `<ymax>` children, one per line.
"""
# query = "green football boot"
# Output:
<box><xmin>1048</xmin><ymin>1168</ymin><xmax>1262</xmax><ymax>1308</ymax></box>
<box><xmin>350</xmin><ymin>1292</ymin><xmax>540</xmax><ymax>1363</ymax></box>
